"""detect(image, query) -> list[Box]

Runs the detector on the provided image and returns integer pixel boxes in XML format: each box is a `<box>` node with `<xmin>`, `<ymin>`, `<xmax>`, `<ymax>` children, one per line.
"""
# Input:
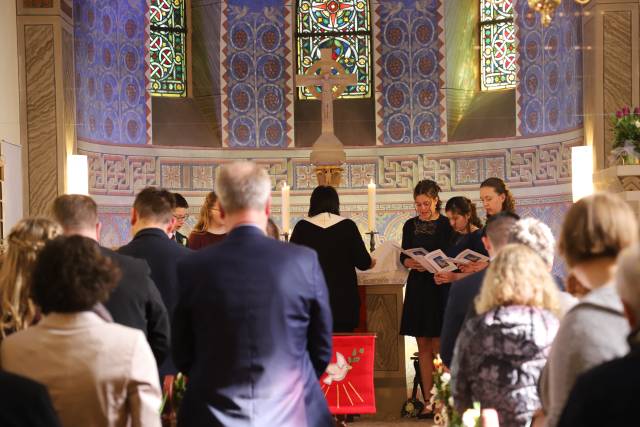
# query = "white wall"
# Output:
<box><xmin>0</xmin><ymin>0</ymin><xmax>23</xmax><ymax>230</ymax></box>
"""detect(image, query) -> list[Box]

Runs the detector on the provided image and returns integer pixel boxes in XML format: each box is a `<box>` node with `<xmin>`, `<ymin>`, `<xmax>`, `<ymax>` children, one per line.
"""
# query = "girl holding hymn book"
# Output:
<box><xmin>434</xmin><ymin>196</ymin><xmax>488</xmax><ymax>285</ymax></box>
<box><xmin>459</xmin><ymin>177</ymin><xmax>517</xmax><ymax>274</ymax></box>
<box><xmin>399</xmin><ymin>180</ymin><xmax>454</xmax><ymax>418</ymax></box>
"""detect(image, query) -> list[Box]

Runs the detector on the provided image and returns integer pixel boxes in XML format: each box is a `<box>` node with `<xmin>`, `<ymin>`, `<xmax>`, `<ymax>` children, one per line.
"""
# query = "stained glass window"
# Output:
<box><xmin>480</xmin><ymin>0</ymin><xmax>516</xmax><ymax>91</ymax></box>
<box><xmin>150</xmin><ymin>0</ymin><xmax>187</xmax><ymax>97</ymax></box>
<box><xmin>297</xmin><ymin>0</ymin><xmax>371</xmax><ymax>99</ymax></box>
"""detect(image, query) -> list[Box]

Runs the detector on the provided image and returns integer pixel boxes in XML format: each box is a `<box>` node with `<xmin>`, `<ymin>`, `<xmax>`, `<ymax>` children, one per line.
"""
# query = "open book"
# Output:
<box><xmin>448</xmin><ymin>249</ymin><xmax>489</xmax><ymax>265</ymax></box>
<box><xmin>393</xmin><ymin>245</ymin><xmax>457</xmax><ymax>273</ymax></box>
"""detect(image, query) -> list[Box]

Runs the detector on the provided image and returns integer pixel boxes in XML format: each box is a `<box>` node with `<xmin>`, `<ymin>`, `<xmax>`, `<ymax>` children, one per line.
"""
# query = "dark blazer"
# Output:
<box><xmin>118</xmin><ymin>227</ymin><xmax>192</xmax><ymax>376</ymax></box>
<box><xmin>440</xmin><ymin>270</ymin><xmax>487</xmax><ymax>367</ymax></box>
<box><xmin>173</xmin><ymin>225</ymin><xmax>334</xmax><ymax>427</ymax></box>
<box><xmin>101</xmin><ymin>247</ymin><xmax>170</xmax><ymax>366</ymax></box>
<box><xmin>0</xmin><ymin>370</ymin><xmax>61</xmax><ymax>427</ymax></box>
<box><xmin>175</xmin><ymin>231</ymin><xmax>188</xmax><ymax>247</ymax></box>
<box><xmin>558</xmin><ymin>331</ymin><xmax>640</xmax><ymax>427</ymax></box>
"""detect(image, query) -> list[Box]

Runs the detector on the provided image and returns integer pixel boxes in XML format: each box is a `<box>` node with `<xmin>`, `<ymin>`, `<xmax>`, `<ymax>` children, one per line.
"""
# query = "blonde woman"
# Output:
<box><xmin>451</xmin><ymin>244</ymin><xmax>560</xmax><ymax>427</ymax></box>
<box><xmin>187</xmin><ymin>191</ymin><xmax>227</xmax><ymax>250</ymax></box>
<box><xmin>0</xmin><ymin>217</ymin><xmax>62</xmax><ymax>341</ymax></box>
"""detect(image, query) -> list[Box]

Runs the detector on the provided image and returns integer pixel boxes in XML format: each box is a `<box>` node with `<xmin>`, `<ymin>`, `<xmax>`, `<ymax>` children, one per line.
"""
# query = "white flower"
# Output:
<box><xmin>635</xmin><ymin>120</ymin><xmax>640</xmax><ymax>128</ymax></box>
<box><xmin>433</xmin><ymin>413</ymin><xmax>444</xmax><ymax>425</ymax></box>
<box><xmin>441</xmin><ymin>372</ymin><xmax>451</xmax><ymax>384</ymax></box>
<box><xmin>448</xmin><ymin>396</ymin><xmax>454</xmax><ymax>407</ymax></box>
<box><xmin>462</xmin><ymin>407</ymin><xmax>481</xmax><ymax>427</ymax></box>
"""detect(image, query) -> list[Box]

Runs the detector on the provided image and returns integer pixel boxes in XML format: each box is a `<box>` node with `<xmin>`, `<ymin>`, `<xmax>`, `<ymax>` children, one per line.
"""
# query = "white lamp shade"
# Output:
<box><xmin>66</xmin><ymin>154</ymin><xmax>89</xmax><ymax>195</ymax></box>
<box><xmin>571</xmin><ymin>146</ymin><xmax>594</xmax><ymax>203</ymax></box>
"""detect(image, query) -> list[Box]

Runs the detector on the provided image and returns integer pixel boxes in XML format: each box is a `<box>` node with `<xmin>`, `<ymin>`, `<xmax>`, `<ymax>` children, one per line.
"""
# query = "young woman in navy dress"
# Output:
<box><xmin>434</xmin><ymin>196</ymin><xmax>488</xmax><ymax>285</ymax></box>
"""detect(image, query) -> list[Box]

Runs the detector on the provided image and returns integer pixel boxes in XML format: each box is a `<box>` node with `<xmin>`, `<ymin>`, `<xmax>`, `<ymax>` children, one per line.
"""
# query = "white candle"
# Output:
<box><xmin>281</xmin><ymin>181</ymin><xmax>290</xmax><ymax>234</ymax></box>
<box><xmin>367</xmin><ymin>178</ymin><xmax>376</xmax><ymax>232</ymax></box>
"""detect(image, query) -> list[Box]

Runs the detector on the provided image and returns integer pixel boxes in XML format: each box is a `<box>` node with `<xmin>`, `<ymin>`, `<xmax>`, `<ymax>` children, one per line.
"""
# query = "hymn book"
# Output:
<box><xmin>393</xmin><ymin>245</ymin><xmax>458</xmax><ymax>273</ymax></box>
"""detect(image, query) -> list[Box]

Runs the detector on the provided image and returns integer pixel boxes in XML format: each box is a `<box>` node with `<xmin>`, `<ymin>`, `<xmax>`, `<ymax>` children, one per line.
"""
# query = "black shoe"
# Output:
<box><xmin>417</xmin><ymin>411</ymin><xmax>434</xmax><ymax>419</ymax></box>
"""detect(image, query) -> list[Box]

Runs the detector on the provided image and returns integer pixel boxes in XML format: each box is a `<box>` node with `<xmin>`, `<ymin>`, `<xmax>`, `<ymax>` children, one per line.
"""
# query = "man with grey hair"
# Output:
<box><xmin>555</xmin><ymin>244</ymin><xmax>640</xmax><ymax>426</ymax></box>
<box><xmin>172</xmin><ymin>161</ymin><xmax>334</xmax><ymax>427</ymax></box>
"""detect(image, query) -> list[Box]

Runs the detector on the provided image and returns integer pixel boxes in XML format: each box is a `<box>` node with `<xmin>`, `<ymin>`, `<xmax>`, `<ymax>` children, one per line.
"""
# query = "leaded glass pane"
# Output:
<box><xmin>480</xmin><ymin>21</ymin><xmax>516</xmax><ymax>90</ymax></box>
<box><xmin>296</xmin><ymin>0</ymin><xmax>371</xmax><ymax>100</ymax></box>
<box><xmin>298</xmin><ymin>0</ymin><xmax>370</xmax><ymax>34</ymax></box>
<box><xmin>150</xmin><ymin>0</ymin><xmax>186</xmax><ymax>97</ymax></box>
<box><xmin>480</xmin><ymin>0</ymin><xmax>514</xmax><ymax>23</ymax></box>
<box><xmin>297</xmin><ymin>35</ymin><xmax>371</xmax><ymax>99</ymax></box>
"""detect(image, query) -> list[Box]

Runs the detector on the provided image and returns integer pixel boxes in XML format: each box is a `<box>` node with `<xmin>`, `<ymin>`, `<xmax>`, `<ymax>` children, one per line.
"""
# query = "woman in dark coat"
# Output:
<box><xmin>291</xmin><ymin>186</ymin><xmax>374</xmax><ymax>332</ymax></box>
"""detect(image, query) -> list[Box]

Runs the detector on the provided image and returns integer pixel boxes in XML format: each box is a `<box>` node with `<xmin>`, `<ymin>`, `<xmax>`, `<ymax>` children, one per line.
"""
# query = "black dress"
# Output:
<box><xmin>290</xmin><ymin>217</ymin><xmax>372</xmax><ymax>332</ymax></box>
<box><xmin>399</xmin><ymin>215</ymin><xmax>454</xmax><ymax>337</ymax></box>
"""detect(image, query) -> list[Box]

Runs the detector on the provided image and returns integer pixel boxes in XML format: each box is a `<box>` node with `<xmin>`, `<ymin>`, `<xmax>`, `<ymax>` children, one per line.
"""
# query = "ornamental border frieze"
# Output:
<box><xmin>79</xmin><ymin>131</ymin><xmax>583</xmax><ymax>196</ymax></box>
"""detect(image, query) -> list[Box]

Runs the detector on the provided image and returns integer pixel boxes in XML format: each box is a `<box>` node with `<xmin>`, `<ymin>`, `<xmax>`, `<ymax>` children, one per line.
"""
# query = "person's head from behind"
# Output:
<box><xmin>193</xmin><ymin>191</ymin><xmax>224</xmax><ymax>233</ymax></box>
<box><xmin>51</xmin><ymin>194</ymin><xmax>100</xmax><ymax>240</ymax></box>
<box><xmin>266</xmin><ymin>218</ymin><xmax>280</xmax><ymax>239</ymax></box>
<box><xmin>214</xmin><ymin>161</ymin><xmax>272</xmax><ymax>231</ymax></box>
<box><xmin>475</xmin><ymin>244</ymin><xmax>559</xmax><ymax>315</ymax></box>
<box><xmin>308</xmin><ymin>186</ymin><xmax>340</xmax><ymax>217</ymax></box>
<box><xmin>32</xmin><ymin>235</ymin><xmax>120</xmax><ymax>315</ymax></box>
<box><xmin>172</xmin><ymin>193</ymin><xmax>189</xmax><ymax>232</ymax></box>
<box><xmin>558</xmin><ymin>192</ymin><xmax>638</xmax><ymax>289</ymax></box>
<box><xmin>445</xmin><ymin>196</ymin><xmax>483</xmax><ymax>233</ymax></box>
<box><xmin>480</xmin><ymin>177</ymin><xmax>516</xmax><ymax>217</ymax></box>
<box><xmin>482</xmin><ymin>211</ymin><xmax>520</xmax><ymax>258</ymax></box>
<box><xmin>0</xmin><ymin>218</ymin><xmax>62</xmax><ymax>336</ymax></box>
<box><xmin>131</xmin><ymin>187</ymin><xmax>176</xmax><ymax>236</ymax></box>
<box><xmin>616</xmin><ymin>244</ymin><xmax>640</xmax><ymax>329</ymax></box>
<box><xmin>508</xmin><ymin>217</ymin><xmax>555</xmax><ymax>271</ymax></box>
<box><xmin>413</xmin><ymin>179</ymin><xmax>442</xmax><ymax>219</ymax></box>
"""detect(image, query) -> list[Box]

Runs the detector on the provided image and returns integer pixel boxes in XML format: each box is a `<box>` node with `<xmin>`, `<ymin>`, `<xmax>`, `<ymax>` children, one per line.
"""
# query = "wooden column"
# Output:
<box><xmin>16</xmin><ymin>0</ymin><xmax>76</xmax><ymax>215</ymax></box>
<box><xmin>582</xmin><ymin>0</ymin><xmax>640</xmax><ymax>170</ymax></box>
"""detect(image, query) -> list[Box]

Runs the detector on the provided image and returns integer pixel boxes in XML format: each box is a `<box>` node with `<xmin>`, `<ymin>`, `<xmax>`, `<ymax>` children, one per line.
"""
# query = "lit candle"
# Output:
<box><xmin>367</xmin><ymin>178</ymin><xmax>376</xmax><ymax>232</ymax></box>
<box><xmin>281</xmin><ymin>181</ymin><xmax>290</xmax><ymax>234</ymax></box>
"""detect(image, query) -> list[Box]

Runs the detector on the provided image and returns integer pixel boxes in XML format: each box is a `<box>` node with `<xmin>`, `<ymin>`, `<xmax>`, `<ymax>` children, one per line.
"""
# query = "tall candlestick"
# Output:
<box><xmin>367</xmin><ymin>178</ymin><xmax>376</xmax><ymax>232</ymax></box>
<box><xmin>281</xmin><ymin>181</ymin><xmax>290</xmax><ymax>235</ymax></box>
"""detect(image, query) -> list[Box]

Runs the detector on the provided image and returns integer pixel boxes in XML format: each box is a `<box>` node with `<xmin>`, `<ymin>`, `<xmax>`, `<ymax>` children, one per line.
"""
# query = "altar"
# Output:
<box><xmin>356</xmin><ymin>243</ymin><xmax>410</xmax><ymax>419</ymax></box>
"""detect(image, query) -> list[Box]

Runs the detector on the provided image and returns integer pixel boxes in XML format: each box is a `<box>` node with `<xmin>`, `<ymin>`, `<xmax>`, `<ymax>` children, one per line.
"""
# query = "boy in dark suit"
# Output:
<box><xmin>51</xmin><ymin>195</ymin><xmax>170</xmax><ymax>367</ymax></box>
<box><xmin>172</xmin><ymin>193</ymin><xmax>189</xmax><ymax>247</ymax></box>
<box><xmin>118</xmin><ymin>187</ymin><xmax>192</xmax><ymax>377</ymax></box>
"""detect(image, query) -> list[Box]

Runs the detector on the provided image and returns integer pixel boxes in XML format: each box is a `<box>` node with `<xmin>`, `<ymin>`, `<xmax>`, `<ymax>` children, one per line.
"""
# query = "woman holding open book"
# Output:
<box><xmin>399</xmin><ymin>179</ymin><xmax>454</xmax><ymax>418</ymax></box>
<box><xmin>434</xmin><ymin>197</ymin><xmax>488</xmax><ymax>285</ymax></box>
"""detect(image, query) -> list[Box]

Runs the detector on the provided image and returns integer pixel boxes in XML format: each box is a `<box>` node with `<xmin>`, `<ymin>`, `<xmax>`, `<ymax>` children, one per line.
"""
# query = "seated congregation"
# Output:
<box><xmin>0</xmin><ymin>161</ymin><xmax>639</xmax><ymax>427</ymax></box>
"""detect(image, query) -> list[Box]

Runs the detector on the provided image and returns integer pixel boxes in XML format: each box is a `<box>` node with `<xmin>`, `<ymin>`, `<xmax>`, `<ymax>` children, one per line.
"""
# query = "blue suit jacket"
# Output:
<box><xmin>440</xmin><ymin>270</ymin><xmax>487</xmax><ymax>367</ymax></box>
<box><xmin>173</xmin><ymin>225</ymin><xmax>334</xmax><ymax>427</ymax></box>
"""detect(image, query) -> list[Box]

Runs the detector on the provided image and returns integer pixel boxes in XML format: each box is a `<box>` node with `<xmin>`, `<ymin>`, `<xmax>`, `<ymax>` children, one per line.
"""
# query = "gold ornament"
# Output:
<box><xmin>526</xmin><ymin>0</ymin><xmax>590</xmax><ymax>27</ymax></box>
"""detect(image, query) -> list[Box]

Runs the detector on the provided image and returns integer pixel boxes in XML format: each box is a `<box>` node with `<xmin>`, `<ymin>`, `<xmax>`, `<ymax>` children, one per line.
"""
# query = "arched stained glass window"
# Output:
<box><xmin>480</xmin><ymin>0</ymin><xmax>516</xmax><ymax>91</ymax></box>
<box><xmin>150</xmin><ymin>0</ymin><xmax>187</xmax><ymax>97</ymax></box>
<box><xmin>296</xmin><ymin>0</ymin><xmax>372</xmax><ymax>99</ymax></box>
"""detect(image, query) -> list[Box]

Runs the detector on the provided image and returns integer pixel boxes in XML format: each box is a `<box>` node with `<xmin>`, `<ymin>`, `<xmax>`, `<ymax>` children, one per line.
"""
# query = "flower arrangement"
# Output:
<box><xmin>429</xmin><ymin>354</ymin><xmax>482</xmax><ymax>427</ymax></box>
<box><xmin>160</xmin><ymin>373</ymin><xmax>187</xmax><ymax>426</ymax></box>
<box><xmin>610</xmin><ymin>106</ymin><xmax>640</xmax><ymax>164</ymax></box>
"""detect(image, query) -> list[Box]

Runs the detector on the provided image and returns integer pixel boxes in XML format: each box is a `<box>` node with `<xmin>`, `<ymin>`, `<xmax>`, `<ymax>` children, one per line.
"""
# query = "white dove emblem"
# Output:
<box><xmin>323</xmin><ymin>352</ymin><xmax>352</xmax><ymax>385</ymax></box>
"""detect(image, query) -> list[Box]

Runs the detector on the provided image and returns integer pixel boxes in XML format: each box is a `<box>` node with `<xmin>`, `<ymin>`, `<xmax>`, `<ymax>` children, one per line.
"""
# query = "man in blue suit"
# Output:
<box><xmin>172</xmin><ymin>161</ymin><xmax>334</xmax><ymax>427</ymax></box>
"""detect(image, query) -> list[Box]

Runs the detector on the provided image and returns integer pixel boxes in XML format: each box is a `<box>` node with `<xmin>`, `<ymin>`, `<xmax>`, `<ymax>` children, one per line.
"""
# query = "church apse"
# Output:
<box><xmin>75</xmin><ymin>0</ymin><xmax>585</xmax><ymax>279</ymax></box>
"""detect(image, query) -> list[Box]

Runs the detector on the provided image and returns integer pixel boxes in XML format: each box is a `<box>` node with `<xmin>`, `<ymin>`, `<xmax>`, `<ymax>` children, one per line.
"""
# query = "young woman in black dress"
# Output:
<box><xmin>399</xmin><ymin>180</ymin><xmax>454</xmax><ymax>417</ymax></box>
<box><xmin>458</xmin><ymin>177</ymin><xmax>517</xmax><ymax>274</ymax></box>
<box><xmin>434</xmin><ymin>196</ymin><xmax>488</xmax><ymax>285</ymax></box>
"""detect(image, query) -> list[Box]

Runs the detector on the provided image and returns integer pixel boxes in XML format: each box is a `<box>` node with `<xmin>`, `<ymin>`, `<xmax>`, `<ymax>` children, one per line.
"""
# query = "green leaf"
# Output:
<box><xmin>352</xmin><ymin>349</ymin><xmax>357</xmax><ymax>356</ymax></box>
<box><xmin>359</xmin><ymin>348</ymin><xmax>364</xmax><ymax>354</ymax></box>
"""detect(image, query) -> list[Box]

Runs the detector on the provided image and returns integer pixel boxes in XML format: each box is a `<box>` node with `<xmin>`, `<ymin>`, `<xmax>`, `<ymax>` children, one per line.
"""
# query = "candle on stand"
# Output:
<box><xmin>281</xmin><ymin>181</ymin><xmax>290</xmax><ymax>235</ymax></box>
<box><xmin>367</xmin><ymin>178</ymin><xmax>376</xmax><ymax>232</ymax></box>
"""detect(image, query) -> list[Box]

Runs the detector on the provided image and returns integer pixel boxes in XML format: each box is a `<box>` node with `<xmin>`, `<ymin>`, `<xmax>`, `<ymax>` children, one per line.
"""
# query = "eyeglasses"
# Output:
<box><xmin>173</xmin><ymin>214</ymin><xmax>189</xmax><ymax>221</ymax></box>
